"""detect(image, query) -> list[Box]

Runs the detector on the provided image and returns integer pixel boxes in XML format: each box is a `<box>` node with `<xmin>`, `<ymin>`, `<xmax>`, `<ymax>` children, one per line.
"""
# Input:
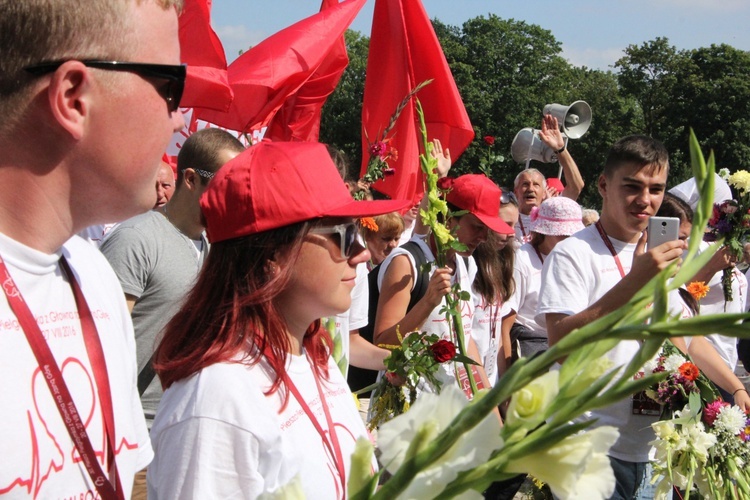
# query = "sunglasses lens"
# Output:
<box><xmin>170</xmin><ymin>78</ymin><xmax>184</xmax><ymax>112</ymax></box>
<box><xmin>344</xmin><ymin>224</ymin><xmax>358</xmax><ymax>258</ymax></box>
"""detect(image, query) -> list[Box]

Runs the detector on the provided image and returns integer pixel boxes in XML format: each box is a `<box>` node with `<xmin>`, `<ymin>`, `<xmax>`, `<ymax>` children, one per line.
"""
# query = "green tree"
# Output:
<box><xmin>320</xmin><ymin>30</ymin><xmax>370</xmax><ymax>178</ymax></box>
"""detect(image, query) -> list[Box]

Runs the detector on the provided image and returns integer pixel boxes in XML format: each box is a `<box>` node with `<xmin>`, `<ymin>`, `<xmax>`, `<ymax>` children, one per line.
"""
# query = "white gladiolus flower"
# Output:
<box><xmin>377</xmin><ymin>385</ymin><xmax>503</xmax><ymax>499</ymax></box>
<box><xmin>506</xmin><ymin>371</ymin><xmax>559</xmax><ymax>429</ymax></box>
<box><xmin>683</xmin><ymin>421</ymin><xmax>716</xmax><ymax>461</ymax></box>
<box><xmin>506</xmin><ymin>426</ymin><xmax>619</xmax><ymax>500</ymax></box>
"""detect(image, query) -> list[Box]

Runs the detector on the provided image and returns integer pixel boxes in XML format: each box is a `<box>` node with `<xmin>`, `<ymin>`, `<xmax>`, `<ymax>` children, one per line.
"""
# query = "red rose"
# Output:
<box><xmin>430</xmin><ymin>339</ymin><xmax>457</xmax><ymax>363</ymax></box>
<box><xmin>437</xmin><ymin>177</ymin><xmax>454</xmax><ymax>191</ymax></box>
<box><xmin>483</xmin><ymin>135</ymin><xmax>495</xmax><ymax>146</ymax></box>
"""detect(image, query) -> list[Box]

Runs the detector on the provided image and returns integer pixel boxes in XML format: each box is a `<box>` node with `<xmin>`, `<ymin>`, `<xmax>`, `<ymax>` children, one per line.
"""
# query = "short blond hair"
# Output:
<box><xmin>0</xmin><ymin>0</ymin><xmax>183</xmax><ymax>133</ymax></box>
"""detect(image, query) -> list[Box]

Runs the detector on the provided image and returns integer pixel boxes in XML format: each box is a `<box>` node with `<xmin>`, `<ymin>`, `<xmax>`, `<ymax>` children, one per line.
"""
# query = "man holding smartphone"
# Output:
<box><xmin>536</xmin><ymin>135</ymin><xmax>686</xmax><ymax>499</ymax></box>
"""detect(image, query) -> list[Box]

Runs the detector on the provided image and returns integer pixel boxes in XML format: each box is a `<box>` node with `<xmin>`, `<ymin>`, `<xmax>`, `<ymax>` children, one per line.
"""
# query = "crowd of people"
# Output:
<box><xmin>2</xmin><ymin>1</ymin><xmax>750</xmax><ymax>500</ymax></box>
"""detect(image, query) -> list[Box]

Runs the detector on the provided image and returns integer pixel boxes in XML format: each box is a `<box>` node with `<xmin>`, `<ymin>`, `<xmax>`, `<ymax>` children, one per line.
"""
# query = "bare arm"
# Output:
<box><xmin>348</xmin><ymin>330</ymin><xmax>390</xmax><ymax>370</ymax></box>
<box><xmin>125</xmin><ymin>293</ymin><xmax>137</xmax><ymax>314</ymax></box>
<box><xmin>373</xmin><ymin>255</ymin><xmax>452</xmax><ymax>345</ymax></box>
<box><xmin>687</xmin><ymin>336</ymin><xmax>750</xmax><ymax>412</ymax></box>
<box><xmin>547</xmin><ymin>235</ymin><xmax>686</xmax><ymax>345</ymax></box>
<box><xmin>498</xmin><ymin>311</ymin><xmax>516</xmax><ymax>377</ymax></box>
<box><xmin>539</xmin><ymin>114</ymin><xmax>584</xmax><ymax>201</ymax></box>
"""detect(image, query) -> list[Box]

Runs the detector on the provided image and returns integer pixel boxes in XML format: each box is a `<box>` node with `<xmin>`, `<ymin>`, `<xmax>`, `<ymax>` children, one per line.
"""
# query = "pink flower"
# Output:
<box><xmin>437</xmin><ymin>177</ymin><xmax>454</xmax><ymax>191</ymax></box>
<box><xmin>703</xmin><ymin>400</ymin><xmax>731</xmax><ymax>427</ymax></box>
<box><xmin>369</xmin><ymin>141</ymin><xmax>388</xmax><ymax>159</ymax></box>
<box><xmin>529</xmin><ymin>206</ymin><xmax>540</xmax><ymax>222</ymax></box>
<box><xmin>720</xmin><ymin>201</ymin><xmax>738</xmax><ymax>214</ymax></box>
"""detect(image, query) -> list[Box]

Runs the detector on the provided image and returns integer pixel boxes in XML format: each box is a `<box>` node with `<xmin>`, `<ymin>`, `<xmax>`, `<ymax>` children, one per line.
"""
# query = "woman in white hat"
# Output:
<box><xmin>504</xmin><ymin>196</ymin><xmax>584</xmax><ymax>360</ymax></box>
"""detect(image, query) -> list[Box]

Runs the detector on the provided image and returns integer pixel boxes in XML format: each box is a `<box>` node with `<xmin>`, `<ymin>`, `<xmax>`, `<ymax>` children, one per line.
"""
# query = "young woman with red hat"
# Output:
<box><xmin>146</xmin><ymin>142</ymin><xmax>408</xmax><ymax>499</ymax></box>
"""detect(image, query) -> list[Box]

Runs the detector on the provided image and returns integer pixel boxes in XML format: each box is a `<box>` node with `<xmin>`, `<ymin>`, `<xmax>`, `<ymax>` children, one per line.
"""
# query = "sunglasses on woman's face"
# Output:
<box><xmin>500</xmin><ymin>190</ymin><xmax>518</xmax><ymax>206</ymax></box>
<box><xmin>309</xmin><ymin>222</ymin><xmax>359</xmax><ymax>259</ymax></box>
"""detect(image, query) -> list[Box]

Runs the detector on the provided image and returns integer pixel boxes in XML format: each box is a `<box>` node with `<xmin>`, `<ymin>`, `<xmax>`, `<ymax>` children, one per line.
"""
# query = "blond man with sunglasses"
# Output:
<box><xmin>0</xmin><ymin>1</ymin><xmax>185</xmax><ymax>497</ymax></box>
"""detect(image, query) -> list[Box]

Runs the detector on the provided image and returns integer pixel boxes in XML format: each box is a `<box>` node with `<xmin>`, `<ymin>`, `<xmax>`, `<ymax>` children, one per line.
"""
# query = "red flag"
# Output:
<box><xmin>178</xmin><ymin>0</ymin><xmax>233</xmax><ymax>111</ymax></box>
<box><xmin>361</xmin><ymin>0</ymin><xmax>474</xmax><ymax>203</ymax></box>
<box><xmin>196</xmin><ymin>0</ymin><xmax>365</xmax><ymax>135</ymax></box>
<box><xmin>265</xmin><ymin>0</ymin><xmax>350</xmax><ymax>142</ymax></box>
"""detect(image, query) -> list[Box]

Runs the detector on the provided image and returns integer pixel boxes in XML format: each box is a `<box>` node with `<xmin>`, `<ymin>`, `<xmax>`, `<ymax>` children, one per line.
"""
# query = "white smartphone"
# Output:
<box><xmin>647</xmin><ymin>216</ymin><xmax>680</xmax><ymax>250</ymax></box>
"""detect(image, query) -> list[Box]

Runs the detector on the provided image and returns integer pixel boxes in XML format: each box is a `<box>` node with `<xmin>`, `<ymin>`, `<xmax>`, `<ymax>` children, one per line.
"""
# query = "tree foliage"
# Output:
<box><xmin>320</xmin><ymin>16</ymin><xmax>750</xmax><ymax>208</ymax></box>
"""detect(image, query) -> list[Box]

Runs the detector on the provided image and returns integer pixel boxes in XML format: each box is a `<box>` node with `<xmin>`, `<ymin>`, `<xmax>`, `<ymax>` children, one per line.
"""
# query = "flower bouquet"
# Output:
<box><xmin>706</xmin><ymin>169</ymin><xmax>750</xmax><ymax>301</ymax></box>
<box><xmin>367</xmin><ymin>329</ymin><xmax>475</xmax><ymax>430</ymax></box>
<box><xmin>650</xmin><ymin>397</ymin><xmax>750</xmax><ymax>499</ymax></box>
<box><xmin>641</xmin><ymin>340</ymin><xmax>718</xmax><ymax>419</ymax></box>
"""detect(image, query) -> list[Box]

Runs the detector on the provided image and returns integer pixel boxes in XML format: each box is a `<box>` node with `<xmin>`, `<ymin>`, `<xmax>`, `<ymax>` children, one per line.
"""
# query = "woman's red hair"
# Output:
<box><xmin>154</xmin><ymin>220</ymin><xmax>331</xmax><ymax>403</ymax></box>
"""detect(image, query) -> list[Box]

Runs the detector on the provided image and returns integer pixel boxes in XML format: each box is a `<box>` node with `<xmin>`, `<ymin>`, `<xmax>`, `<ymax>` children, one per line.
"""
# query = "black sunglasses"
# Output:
<box><xmin>501</xmin><ymin>189</ymin><xmax>518</xmax><ymax>206</ymax></box>
<box><xmin>310</xmin><ymin>223</ymin><xmax>359</xmax><ymax>259</ymax></box>
<box><xmin>24</xmin><ymin>60</ymin><xmax>186</xmax><ymax>113</ymax></box>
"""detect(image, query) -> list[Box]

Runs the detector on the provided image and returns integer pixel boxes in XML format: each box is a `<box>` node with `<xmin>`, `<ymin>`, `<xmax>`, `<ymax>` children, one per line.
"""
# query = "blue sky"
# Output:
<box><xmin>210</xmin><ymin>0</ymin><xmax>750</xmax><ymax>71</ymax></box>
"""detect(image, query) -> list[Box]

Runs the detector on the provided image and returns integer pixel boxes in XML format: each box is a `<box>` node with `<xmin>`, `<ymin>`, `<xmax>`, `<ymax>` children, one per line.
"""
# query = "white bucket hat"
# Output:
<box><xmin>529</xmin><ymin>197</ymin><xmax>584</xmax><ymax>236</ymax></box>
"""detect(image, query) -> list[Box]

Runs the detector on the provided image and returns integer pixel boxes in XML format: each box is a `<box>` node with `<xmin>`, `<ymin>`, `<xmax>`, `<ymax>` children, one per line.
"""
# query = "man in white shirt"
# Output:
<box><xmin>0</xmin><ymin>0</ymin><xmax>185</xmax><ymax>497</ymax></box>
<box><xmin>537</xmin><ymin>135</ymin><xmax>685</xmax><ymax>499</ymax></box>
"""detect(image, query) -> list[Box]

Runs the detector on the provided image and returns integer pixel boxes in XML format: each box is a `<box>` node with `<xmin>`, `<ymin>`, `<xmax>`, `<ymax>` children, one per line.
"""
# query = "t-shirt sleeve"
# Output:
<box><xmin>348</xmin><ymin>264</ymin><xmax>369</xmax><ymax>331</ymax></box>
<box><xmin>100</xmin><ymin>226</ymin><xmax>153</xmax><ymax>299</ymax></box>
<box><xmin>535</xmin><ymin>246</ymin><xmax>590</xmax><ymax>328</ymax></box>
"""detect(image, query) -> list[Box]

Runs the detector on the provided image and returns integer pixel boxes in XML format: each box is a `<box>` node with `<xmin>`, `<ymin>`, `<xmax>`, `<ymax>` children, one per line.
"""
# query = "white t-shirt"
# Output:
<box><xmin>0</xmin><ymin>232</ymin><xmax>152</xmax><ymax>498</ymax></box>
<box><xmin>471</xmin><ymin>297</ymin><xmax>503</xmax><ymax>387</ymax></box>
<box><xmin>377</xmin><ymin>237</ymin><xmax>476</xmax><ymax>392</ymax></box>
<box><xmin>148</xmin><ymin>353</ymin><xmax>374</xmax><ymax>499</ymax></box>
<box><xmin>513</xmin><ymin>243</ymin><xmax>545</xmax><ymax>334</ymax></box>
<box><xmin>699</xmin><ymin>241</ymin><xmax>747</xmax><ymax>370</ymax></box>
<box><xmin>332</xmin><ymin>262</ymin><xmax>369</xmax><ymax>377</ymax></box>
<box><xmin>536</xmin><ymin>224</ymin><xmax>657</xmax><ymax>462</ymax></box>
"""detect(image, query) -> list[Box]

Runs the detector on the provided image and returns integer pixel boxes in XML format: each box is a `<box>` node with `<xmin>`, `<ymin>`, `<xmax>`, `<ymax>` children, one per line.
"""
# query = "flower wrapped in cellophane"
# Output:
<box><xmin>706</xmin><ymin>168</ymin><xmax>750</xmax><ymax>301</ymax></box>
<box><xmin>649</xmin><ymin>396</ymin><xmax>750</xmax><ymax>499</ymax></box>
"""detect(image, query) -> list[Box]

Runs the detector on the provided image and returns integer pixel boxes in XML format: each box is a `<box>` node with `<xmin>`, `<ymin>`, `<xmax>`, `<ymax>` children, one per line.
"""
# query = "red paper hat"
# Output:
<box><xmin>201</xmin><ymin>142</ymin><xmax>411</xmax><ymax>243</ymax></box>
<box><xmin>445</xmin><ymin>174</ymin><xmax>514</xmax><ymax>235</ymax></box>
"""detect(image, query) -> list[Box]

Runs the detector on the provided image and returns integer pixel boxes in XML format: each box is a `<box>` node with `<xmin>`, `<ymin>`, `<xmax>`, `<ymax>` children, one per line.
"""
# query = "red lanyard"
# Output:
<box><xmin>518</xmin><ymin>217</ymin><xmax>527</xmax><ymax>238</ymax></box>
<box><xmin>267</xmin><ymin>348</ymin><xmax>347</xmax><ymax>499</ymax></box>
<box><xmin>0</xmin><ymin>254</ymin><xmax>123</xmax><ymax>500</ymax></box>
<box><xmin>594</xmin><ymin>221</ymin><xmax>626</xmax><ymax>278</ymax></box>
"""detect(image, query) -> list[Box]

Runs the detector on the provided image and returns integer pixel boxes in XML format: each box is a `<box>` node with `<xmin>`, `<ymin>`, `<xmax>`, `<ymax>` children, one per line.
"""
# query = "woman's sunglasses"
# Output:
<box><xmin>309</xmin><ymin>222</ymin><xmax>359</xmax><ymax>259</ymax></box>
<box><xmin>500</xmin><ymin>189</ymin><xmax>518</xmax><ymax>206</ymax></box>
<box><xmin>24</xmin><ymin>60</ymin><xmax>186</xmax><ymax>113</ymax></box>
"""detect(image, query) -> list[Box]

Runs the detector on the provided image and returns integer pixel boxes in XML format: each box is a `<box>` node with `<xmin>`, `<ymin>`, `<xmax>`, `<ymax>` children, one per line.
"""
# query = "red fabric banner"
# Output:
<box><xmin>196</xmin><ymin>0</ymin><xmax>365</xmax><ymax>135</ymax></box>
<box><xmin>361</xmin><ymin>0</ymin><xmax>474</xmax><ymax>203</ymax></box>
<box><xmin>178</xmin><ymin>0</ymin><xmax>233</xmax><ymax>111</ymax></box>
<box><xmin>264</xmin><ymin>0</ymin><xmax>350</xmax><ymax>142</ymax></box>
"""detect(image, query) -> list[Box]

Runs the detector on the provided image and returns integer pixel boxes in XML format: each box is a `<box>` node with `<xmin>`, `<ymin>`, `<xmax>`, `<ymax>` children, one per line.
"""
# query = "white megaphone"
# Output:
<box><xmin>511</xmin><ymin>127</ymin><xmax>559</xmax><ymax>167</ymax></box>
<box><xmin>542</xmin><ymin>100</ymin><xmax>591</xmax><ymax>139</ymax></box>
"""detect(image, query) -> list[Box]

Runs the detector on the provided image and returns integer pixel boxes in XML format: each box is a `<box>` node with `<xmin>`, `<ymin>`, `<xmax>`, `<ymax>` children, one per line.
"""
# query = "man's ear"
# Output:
<box><xmin>183</xmin><ymin>168</ymin><xmax>200</xmax><ymax>191</ymax></box>
<box><xmin>47</xmin><ymin>62</ymin><xmax>92</xmax><ymax>141</ymax></box>
<box><xmin>597</xmin><ymin>174</ymin><xmax>607</xmax><ymax>199</ymax></box>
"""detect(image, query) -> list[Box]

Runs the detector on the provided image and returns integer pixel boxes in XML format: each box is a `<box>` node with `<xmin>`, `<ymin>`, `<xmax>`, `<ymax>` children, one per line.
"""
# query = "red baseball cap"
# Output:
<box><xmin>201</xmin><ymin>142</ymin><xmax>411</xmax><ymax>243</ymax></box>
<box><xmin>445</xmin><ymin>174</ymin><xmax>514</xmax><ymax>235</ymax></box>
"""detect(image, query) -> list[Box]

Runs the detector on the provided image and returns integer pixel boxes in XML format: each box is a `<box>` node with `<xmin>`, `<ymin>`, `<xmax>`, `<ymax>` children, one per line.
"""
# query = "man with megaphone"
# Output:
<box><xmin>513</xmin><ymin>114</ymin><xmax>585</xmax><ymax>243</ymax></box>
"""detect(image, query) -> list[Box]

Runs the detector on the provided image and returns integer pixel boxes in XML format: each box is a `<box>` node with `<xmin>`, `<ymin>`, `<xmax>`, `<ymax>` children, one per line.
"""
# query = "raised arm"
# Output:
<box><xmin>539</xmin><ymin>114</ymin><xmax>584</xmax><ymax>201</ymax></box>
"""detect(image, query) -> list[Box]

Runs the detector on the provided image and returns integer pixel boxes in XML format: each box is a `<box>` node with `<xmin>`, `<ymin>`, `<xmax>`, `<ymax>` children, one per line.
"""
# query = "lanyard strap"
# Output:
<box><xmin>0</xmin><ymin>254</ymin><xmax>123</xmax><ymax>500</ymax></box>
<box><xmin>594</xmin><ymin>221</ymin><xmax>626</xmax><ymax>278</ymax></box>
<box><xmin>518</xmin><ymin>217</ymin><xmax>527</xmax><ymax>238</ymax></box>
<box><xmin>267</xmin><ymin>348</ymin><xmax>346</xmax><ymax>499</ymax></box>
<box><xmin>532</xmin><ymin>244</ymin><xmax>545</xmax><ymax>265</ymax></box>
